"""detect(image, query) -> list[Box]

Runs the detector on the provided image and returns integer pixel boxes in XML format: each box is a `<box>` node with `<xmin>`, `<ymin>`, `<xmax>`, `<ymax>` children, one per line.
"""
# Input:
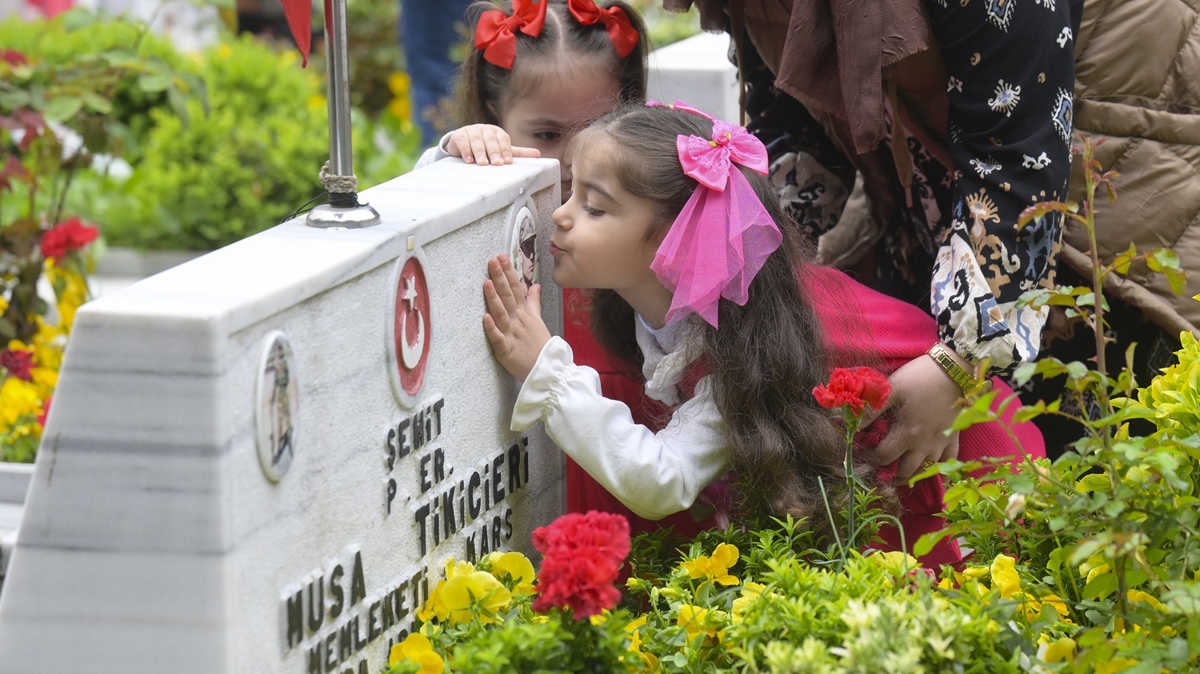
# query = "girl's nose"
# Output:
<box><xmin>551</xmin><ymin>202</ymin><xmax>571</xmax><ymax>229</ymax></box>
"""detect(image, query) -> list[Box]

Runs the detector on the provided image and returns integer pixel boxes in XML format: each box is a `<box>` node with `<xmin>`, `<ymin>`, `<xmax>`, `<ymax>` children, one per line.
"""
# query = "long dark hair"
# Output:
<box><xmin>455</xmin><ymin>0</ymin><xmax>648</xmax><ymax>126</ymax></box>
<box><xmin>579</xmin><ymin>104</ymin><xmax>892</xmax><ymax>525</ymax></box>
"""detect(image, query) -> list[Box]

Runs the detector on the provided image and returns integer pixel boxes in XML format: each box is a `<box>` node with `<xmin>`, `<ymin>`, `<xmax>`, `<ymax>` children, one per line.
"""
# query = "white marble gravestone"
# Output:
<box><xmin>0</xmin><ymin>158</ymin><xmax>565</xmax><ymax>674</ymax></box>
<box><xmin>647</xmin><ymin>32</ymin><xmax>740</xmax><ymax>123</ymax></box>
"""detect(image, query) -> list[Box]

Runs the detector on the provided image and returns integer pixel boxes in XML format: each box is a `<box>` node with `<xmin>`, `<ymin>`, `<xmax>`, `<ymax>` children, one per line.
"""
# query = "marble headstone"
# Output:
<box><xmin>0</xmin><ymin>158</ymin><xmax>565</xmax><ymax>673</ymax></box>
<box><xmin>647</xmin><ymin>32</ymin><xmax>740</xmax><ymax>123</ymax></box>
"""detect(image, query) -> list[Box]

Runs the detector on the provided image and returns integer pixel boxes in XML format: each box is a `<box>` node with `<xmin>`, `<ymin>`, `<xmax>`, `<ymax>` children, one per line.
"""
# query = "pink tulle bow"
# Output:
<box><xmin>651</xmin><ymin>120</ymin><xmax>781</xmax><ymax>328</ymax></box>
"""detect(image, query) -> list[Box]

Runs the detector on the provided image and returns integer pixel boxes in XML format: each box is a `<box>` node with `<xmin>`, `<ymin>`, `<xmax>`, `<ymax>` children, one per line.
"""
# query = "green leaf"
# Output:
<box><xmin>60</xmin><ymin>6</ymin><xmax>97</xmax><ymax>30</ymax></box>
<box><xmin>1083</xmin><ymin>571</ymin><xmax>1117</xmax><ymax>600</ymax></box>
<box><xmin>1013</xmin><ymin>401</ymin><xmax>1047</xmax><ymax>423</ymax></box>
<box><xmin>1065</xmin><ymin>361</ymin><xmax>1089</xmax><ymax>380</ymax></box>
<box><xmin>1018</xmin><ymin>200</ymin><xmax>1079</xmax><ymax>228</ymax></box>
<box><xmin>943</xmin><ymin>483</ymin><xmax>978</xmax><ymax>510</ymax></box>
<box><xmin>913</xmin><ymin>527</ymin><xmax>958</xmax><ymax>558</ymax></box>
<box><xmin>1078</xmin><ymin>627</ymin><xmax>1108</xmax><ymax>647</ymax></box>
<box><xmin>1164</xmin><ymin>267</ymin><xmax>1188</xmax><ymax>297</ymax></box>
<box><xmin>167</xmin><ymin>87</ymin><xmax>189</xmax><ymax>126</ymax></box>
<box><xmin>137</xmin><ymin>73</ymin><xmax>172</xmax><ymax>93</ymax></box>
<box><xmin>81</xmin><ymin>91</ymin><xmax>112</xmax><ymax>114</ymax></box>
<box><xmin>1076</xmin><ymin>473</ymin><xmax>1110</xmax><ymax>493</ymax></box>
<box><xmin>0</xmin><ymin>88</ymin><xmax>31</xmax><ymax>111</ymax></box>
<box><xmin>42</xmin><ymin>94</ymin><xmax>83</xmax><ymax>122</ymax></box>
<box><xmin>1047</xmin><ymin>547</ymin><xmax>1066</xmax><ymax>573</ymax></box>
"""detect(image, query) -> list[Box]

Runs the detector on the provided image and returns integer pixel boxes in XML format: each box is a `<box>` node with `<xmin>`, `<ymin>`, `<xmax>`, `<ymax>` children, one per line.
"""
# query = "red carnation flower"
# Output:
<box><xmin>813</xmin><ymin>366</ymin><xmax>891</xmax><ymax>416</ymax></box>
<box><xmin>531</xmin><ymin>511</ymin><xmax>630</xmax><ymax>619</ymax></box>
<box><xmin>0</xmin><ymin>348</ymin><xmax>34</xmax><ymax>381</ymax></box>
<box><xmin>1</xmin><ymin>50</ymin><xmax>27</xmax><ymax>67</ymax></box>
<box><xmin>41</xmin><ymin>217</ymin><xmax>99</xmax><ymax>260</ymax></box>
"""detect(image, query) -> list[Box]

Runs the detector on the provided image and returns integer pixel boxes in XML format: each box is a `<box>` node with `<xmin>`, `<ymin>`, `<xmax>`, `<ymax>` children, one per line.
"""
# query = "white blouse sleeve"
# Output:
<box><xmin>511</xmin><ymin>336</ymin><xmax>730</xmax><ymax>520</ymax></box>
<box><xmin>413</xmin><ymin>132</ymin><xmax>454</xmax><ymax>170</ymax></box>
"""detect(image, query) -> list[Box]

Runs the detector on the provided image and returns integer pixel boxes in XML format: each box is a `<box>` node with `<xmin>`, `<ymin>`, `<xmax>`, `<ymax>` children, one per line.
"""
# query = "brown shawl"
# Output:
<box><xmin>662</xmin><ymin>0</ymin><xmax>934</xmax><ymax>154</ymax></box>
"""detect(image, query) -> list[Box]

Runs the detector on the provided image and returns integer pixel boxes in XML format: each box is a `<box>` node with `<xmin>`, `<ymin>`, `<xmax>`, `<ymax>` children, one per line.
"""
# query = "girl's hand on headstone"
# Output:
<box><xmin>446</xmin><ymin>124</ymin><xmax>541</xmax><ymax>166</ymax></box>
<box><xmin>863</xmin><ymin>354</ymin><xmax>963</xmax><ymax>483</ymax></box>
<box><xmin>482</xmin><ymin>254</ymin><xmax>551</xmax><ymax>382</ymax></box>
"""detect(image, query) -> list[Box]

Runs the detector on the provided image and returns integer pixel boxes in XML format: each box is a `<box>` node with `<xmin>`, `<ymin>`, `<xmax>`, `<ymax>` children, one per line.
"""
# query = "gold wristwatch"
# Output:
<box><xmin>927</xmin><ymin>343</ymin><xmax>992</xmax><ymax>394</ymax></box>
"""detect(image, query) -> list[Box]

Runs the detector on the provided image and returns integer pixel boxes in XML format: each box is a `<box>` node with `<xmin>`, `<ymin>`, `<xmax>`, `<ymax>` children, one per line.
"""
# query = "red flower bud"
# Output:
<box><xmin>41</xmin><ymin>217</ymin><xmax>99</xmax><ymax>260</ymax></box>
<box><xmin>0</xmin><ymin>348</ymin><xmax>34</xmax><ymax>381</ymax></box>
<box><xmin>812</xmin><ymin>366</ymin><xmax>892</xmax><ymax>416</ymax></box>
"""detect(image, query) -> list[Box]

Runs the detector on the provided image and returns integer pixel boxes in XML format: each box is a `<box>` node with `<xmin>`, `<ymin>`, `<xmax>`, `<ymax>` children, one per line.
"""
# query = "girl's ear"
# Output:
<box><xmin>645</xmin><ymin>218</ymin><xmax>671</xmax><ymax>248</ymax></box>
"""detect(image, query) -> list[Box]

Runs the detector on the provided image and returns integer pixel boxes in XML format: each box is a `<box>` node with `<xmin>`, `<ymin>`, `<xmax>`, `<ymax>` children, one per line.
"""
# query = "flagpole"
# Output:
<box><xmin>307</xmin><ymin>0</ymin><xmax>381</xmax><ymax>228</ymax></box>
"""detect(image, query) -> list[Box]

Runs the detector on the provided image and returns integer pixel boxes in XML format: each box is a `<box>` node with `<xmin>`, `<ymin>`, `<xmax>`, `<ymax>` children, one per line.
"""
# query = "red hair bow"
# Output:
<box><xmin>475</xmin><ymin>0</ymin><xmax>548</xmax><ymax>69</ymax></box>
<box><xmin>567</xmin><ymin>0</ymin><xmax>639</xmax><ymax>58</ymax></box>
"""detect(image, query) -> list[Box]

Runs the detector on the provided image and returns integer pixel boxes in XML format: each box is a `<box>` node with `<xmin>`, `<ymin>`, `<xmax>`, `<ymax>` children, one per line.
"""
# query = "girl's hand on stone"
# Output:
<box><xmin>863</xmin><ymin>354</ymin><xmax>963</xmax><ymax>483</ymax></box>
<box><xmin>483</xmin><ymin>254</ymin><xmax>551</xmax><ymax>382</ymax></box>
<box><xmin>447</xmin><ymin>124</ymin><xmax>541</xmax><ymax>166</ymax></box>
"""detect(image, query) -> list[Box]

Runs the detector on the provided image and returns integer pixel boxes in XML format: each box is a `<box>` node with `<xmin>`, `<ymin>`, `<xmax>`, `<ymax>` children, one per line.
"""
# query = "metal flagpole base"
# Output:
<box><xmin>305</xmin><ymin>202</ymin><xmax>381</xmax><ymax>229</ymax></box>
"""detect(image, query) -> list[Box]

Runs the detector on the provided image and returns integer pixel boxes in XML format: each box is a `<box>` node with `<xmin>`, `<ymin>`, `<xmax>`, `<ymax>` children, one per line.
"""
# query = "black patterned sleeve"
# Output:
<box><xmin>741</xmin><ymin>38</ymin><xmax>856</xmax><ymax>242</ymax></box>
<box><xmin>924</xmin><ymin>0</ymin><xmax>1075</xmax><ymax>371</ymax></box>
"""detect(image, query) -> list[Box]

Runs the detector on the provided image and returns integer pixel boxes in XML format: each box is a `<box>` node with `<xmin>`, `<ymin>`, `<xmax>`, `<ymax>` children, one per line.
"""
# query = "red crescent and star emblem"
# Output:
<box><xmin>394</xmin><ymin>256</ymin><xmax>431</xmax><ymax>395</ymax></box>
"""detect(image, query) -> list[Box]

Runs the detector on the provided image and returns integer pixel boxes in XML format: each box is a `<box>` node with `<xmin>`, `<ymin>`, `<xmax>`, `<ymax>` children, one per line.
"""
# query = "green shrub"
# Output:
<box><xmin>79</xmin><ymin>35</ymin><xmax>330</xmax><ymax>251</ymax></box>
<box><xmin>0</xmin><ymin>11</ymin><xmax>200</xmax><ymax>159</ymax></box>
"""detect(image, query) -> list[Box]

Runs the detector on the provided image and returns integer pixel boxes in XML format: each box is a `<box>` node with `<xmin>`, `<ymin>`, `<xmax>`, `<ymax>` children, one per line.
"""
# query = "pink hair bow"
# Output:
<box><xmin>651</xmin><ymin>119</ymin><xmax>782</xmax><ymax>328</ymax></box>
<box><xmin>645</xmin><ymin>99</ymin><xmax>714</xmax><ymax>120</ymax></box>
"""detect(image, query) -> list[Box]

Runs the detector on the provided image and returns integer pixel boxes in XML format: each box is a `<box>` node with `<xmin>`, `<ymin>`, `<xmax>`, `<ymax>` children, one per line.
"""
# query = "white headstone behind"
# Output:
<box><xmin>0</xmin><ymin>158</ymin><xmax>565</xmax><ymax>674</ymax></box>
<box><xmin>647</xmin><ymin>32</ymin><xmax>740</xmax><ymax>123</ymax></box>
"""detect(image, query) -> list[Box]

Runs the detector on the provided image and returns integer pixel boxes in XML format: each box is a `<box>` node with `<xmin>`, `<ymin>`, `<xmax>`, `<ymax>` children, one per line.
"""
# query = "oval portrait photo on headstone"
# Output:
<box><xmin>388</xmin><ymin>252</ymin><xmax>432</xmax><ymax>407</ymax></box>
<box><xmin>255</xmin><ymin>330</ymin><xmax>298</xmax><ymax>483</ymax></box>
<box><xmin>509</xmin><ymin>204</ymin><xmax>538</xmax><ymax>290</ymax></box>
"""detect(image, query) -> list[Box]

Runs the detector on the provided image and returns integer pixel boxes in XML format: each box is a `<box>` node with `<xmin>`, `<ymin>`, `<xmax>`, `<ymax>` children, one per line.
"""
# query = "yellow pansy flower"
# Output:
<box><xmin>677</xmin><ymin>604</ymin><xmax>725</xmax><ymax>643</ymax></box>
<box><xmin>870</xmin><ymin>550</ymin><xmax>920</xmax><ymax>577</ymax></box>
<box><xmin>731</xmin><ymin>581</ymin><xmax>766</xmax><ymax>621</ymax></box>
<box><xmin>417</xmin><ymin>580</ymin><xmax>447</xmax><ymax>623</ymax></box>
<box><xmin>1094</xmin><ymin>656</ymin><xmax>1139</xmax><ymax>674</ymax></box>
<box><xmin>485</xmin><ymin>551</ymin><xmax>536</xmax><ymax>595</ymax></box>
<box><xmin>954</xmin><ymin>565</ymin><xmax>989</xmax><ymax>586</ymax></box>
<box><xmin>1126</xmin><ymin>589</ymin><xmax>1166</xmax><ymax>612</ymax></box>
<box><xmin>440</xmin><ymin>570</ymin><xmax>511</xmax><ymax>625</ymax></box>
<box><xmin>677</xmin><ymin>604</ymin><xmax>710</xmax><ymax>637</ymax></box>
<box><xmin>680</xmin><ymin>543</ymin><xmax>740</xmax><ymax>586</ymax></box>
<box><xmin>388</xmin><ymin>632</ymin><xmax>443</xmax><ymax>674</ymax></box>
<box><xmin>1040</xmin><ymin>594</ymin><xmax>1069</xmax><ymax>618</ymax></box>
<box><xmin>1083</xmin><ymin>562</ymin><xmax>1111</xmax><ymax>585</ymax></box>
<box><xmin>0</xmin><ymin>377</ymin><xmax>42</xmax><ymax>428</ymax></box>
<box><xmin>1037</xmin><ymin>636</ymin><xmax>1075</xmax><ymax>664</ymax></box>
<box><xmin>625</xmin><ymin>613</ymin><xmax>647</xmax><ymax>640</ymax></box>
<box><xmin>990</xmin><ymin>554</ymin><xmax>1021</xmax><ymax>599</ymax></box>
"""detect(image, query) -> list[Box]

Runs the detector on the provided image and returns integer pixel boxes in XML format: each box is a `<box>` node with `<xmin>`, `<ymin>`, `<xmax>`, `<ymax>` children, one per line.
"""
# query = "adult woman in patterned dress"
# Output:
<box><xmin>663</xmin><ymin>0</ymin><xmax>1077</xmax><ymax>463</ymax></box>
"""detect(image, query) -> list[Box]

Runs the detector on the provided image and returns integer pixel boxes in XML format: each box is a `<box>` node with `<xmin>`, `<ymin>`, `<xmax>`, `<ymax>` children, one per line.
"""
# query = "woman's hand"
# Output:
<box><xmin>482</xmin><ymin>254</ymin><xmax>551</xmax><ymax>382</ymax></box>
<box><xmin>864</xmin><ymin>351</ymin><xmax>965</xmax><ymax>483</ymax></box>
<box><xmin>446</xmin><ymin>124</ymin><xmax>541</xmax><ymax>166</ymax></box>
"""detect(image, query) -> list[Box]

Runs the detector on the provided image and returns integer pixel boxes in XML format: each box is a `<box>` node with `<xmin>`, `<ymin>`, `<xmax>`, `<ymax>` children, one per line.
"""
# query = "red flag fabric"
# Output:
<box><xmin>279</xmin><ymin>0</ymin><xmax>313</xmax><ymax>67</ymax></box>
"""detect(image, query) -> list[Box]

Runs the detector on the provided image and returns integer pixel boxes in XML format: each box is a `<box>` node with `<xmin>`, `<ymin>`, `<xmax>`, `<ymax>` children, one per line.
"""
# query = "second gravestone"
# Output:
<box><xmin>0</xmin><ymin>159</ymin><xmax>565</xmax><ymax>674</ymax></box>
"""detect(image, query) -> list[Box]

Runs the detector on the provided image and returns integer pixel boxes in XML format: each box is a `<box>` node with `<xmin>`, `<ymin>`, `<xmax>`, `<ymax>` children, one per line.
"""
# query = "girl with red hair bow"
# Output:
<box><xmin>416</xmin><ymin>0</ymin><xmax>647</xmax><ymax>202</ymax></box>
<box><xmin>415</xmin><ymin>1</ymin><xmax>663</xmax><ymax>530</ymax></box>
